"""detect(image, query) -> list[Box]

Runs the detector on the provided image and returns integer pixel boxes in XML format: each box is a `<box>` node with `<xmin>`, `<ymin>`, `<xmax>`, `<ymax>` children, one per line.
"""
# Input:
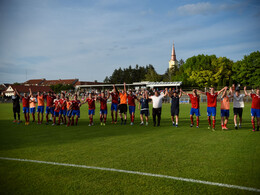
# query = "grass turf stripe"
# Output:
<box><xmin>1</xmin><ymin>156</ymin><xmax>260</xmax><ymax>193</ymax></box>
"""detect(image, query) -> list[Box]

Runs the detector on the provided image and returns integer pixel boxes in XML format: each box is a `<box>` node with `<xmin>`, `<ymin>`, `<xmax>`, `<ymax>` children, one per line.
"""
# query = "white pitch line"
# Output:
<box><xmin>0</xmin><ymin>157</ymin><xmax>260</xmax><ymax>193</ymax></box>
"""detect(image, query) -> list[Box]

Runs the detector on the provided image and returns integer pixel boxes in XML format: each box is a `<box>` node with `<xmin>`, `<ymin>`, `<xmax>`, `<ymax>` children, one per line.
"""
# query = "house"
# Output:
<box><xmin>24</xmin><ymin>79</ymin><xmax>46</xmax><ymax>86</ymax></box>
<box><xmin>41</xmin><ymin>79</ymin><xmax>79</xmax><ymax>86</ymax></box>
<box><xmin>4</xmin><ymin>85</ymin><xmax>52</xmax><ymax>97</ymax></box>
<box><xmin>23</xmin><ymin>79</ymin><xmax>79</xmax><ymax>87</ymax></box>
<box><xmin>0</xmin><ymin>84</ymin><xmax>8</xmax><ymax>96</ymax></box>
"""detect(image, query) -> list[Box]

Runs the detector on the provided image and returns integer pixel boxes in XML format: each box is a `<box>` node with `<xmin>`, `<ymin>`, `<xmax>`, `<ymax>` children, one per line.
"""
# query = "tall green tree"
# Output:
<box><xmin>144</xmin><ymin>65</ymin><xmax>161</xmax><ymax>82</ymax></box>
<box><xmin>232</xmin><ymin>51</ymin><xmax>260</xmax><ymax>87</ymax></box>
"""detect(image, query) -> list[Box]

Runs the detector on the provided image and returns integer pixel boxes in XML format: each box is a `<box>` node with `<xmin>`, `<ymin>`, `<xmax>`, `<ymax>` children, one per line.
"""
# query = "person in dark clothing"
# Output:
<box><xmin>12</xmin><ymin>89</ymin><xmax>21</xmax><ymax>124</ymax></box>
<box><xmin>168</xmin><ymin>89</ymin><xmax>182</xmax><ymax>127</ymax></box>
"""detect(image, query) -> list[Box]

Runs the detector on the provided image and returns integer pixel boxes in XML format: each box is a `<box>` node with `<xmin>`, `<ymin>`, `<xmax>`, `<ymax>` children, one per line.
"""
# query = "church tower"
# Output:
<box><xmin>169</xmin><ymin>41</ymin><xmax>177</xmax><ymax>70</ymax></box>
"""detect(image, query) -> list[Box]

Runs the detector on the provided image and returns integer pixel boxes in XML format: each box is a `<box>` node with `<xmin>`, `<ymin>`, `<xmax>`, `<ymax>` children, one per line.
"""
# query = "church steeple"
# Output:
<box><xmin>171</xmin><ymin>41</ymin><xmax>176</xmax><ymax>61</ymax></box>
<box><xmin>169</xmin><ymin>41</ymin><xmax>177</xmax><ymax>70</ymax></box>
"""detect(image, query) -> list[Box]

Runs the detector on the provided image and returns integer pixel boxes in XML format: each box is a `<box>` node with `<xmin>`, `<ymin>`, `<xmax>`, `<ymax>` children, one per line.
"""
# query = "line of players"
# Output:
<box><xmin>11</xmin><ymin>84</ymin><xmax>260</xmax><ymax>131</ymax></box>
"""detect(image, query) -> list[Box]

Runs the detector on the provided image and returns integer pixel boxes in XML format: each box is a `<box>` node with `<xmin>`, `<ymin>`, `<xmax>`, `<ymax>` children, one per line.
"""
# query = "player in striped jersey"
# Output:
<box><xmin>97</xmin><ymin>90</ymin><xmax>110</xmax><ymax>126</ymax></box>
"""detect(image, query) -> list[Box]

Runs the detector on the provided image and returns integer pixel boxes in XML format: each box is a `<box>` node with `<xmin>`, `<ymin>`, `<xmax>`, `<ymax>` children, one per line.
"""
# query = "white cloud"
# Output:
<box><xmin>177</xmin><ymin>2</ymin><xmax>241</xmax><ymax>16</ymax></box>
<box><xmin>178</xmin><ymin>2</ymin><xmax>213</xmax><ymax>15</ymax></box>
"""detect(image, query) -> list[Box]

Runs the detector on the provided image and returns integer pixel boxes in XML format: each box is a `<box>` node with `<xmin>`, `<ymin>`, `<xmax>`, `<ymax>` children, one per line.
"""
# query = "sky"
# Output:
<box><xmin>0</xmin><ymin>0</ymin><xmax>259</xmax><ymax>83</ymax></box>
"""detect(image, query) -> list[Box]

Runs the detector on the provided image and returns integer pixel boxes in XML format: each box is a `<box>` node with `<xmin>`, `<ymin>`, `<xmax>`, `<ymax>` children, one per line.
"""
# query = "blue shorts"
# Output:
<box><xmin>23</xmin><ymin>107</ymin><xmax>29</xmax><ymax>113</ymax></box>
<box><xmin>59</xmin><ymin>110</ymin><xmax>67</xmax><ymax>116</ymax></box>
<box><xmin>251</xmin><ymin>108</ymin><xmax>260</xmax><ymax>117</ymax></box>
<box><xmin>221</xmin><ymin>109</ymin><xmax>229</xmax><ymax>117</ymax></box>
<box><xmin>54</xmin><ymin>111</ymin><xmax>59</xmax><ymax>117</ymax></box>
<box><xmin>100</xmin><ymin>109</ymin><xmax>107</xmax><ymax>115</ymax></box>
<box><xmin>207</xmin><ymin>107</ymin><xmax>216</xmax><ymax>116</ymax></box>
<box><xmin>72</xmin><ymin>110</ymin><xmax>80</xmax><ymax>117</ymax></box>
<box><xmin>30</xmin><ymin>107</ymin><xmax>36</xmax><ymax>114</ymax></box>
<box><xmin>67</xmin><ymin>110</ymin><xmax>73</xmax><ymax>118</ymax></box>
<box><xmin>37</xmin><ymin>106</ymin><xmax>44</xmax><ymax>113</ymax></box>
<box><xmin>111</xmin><ymin>103</ymin><xmax>118</xmax><ymax>111</ymax></box>
<box><xmin>190</xmin><ymin>108</ymin><xmax>200</xmax><ymax>116</ymax></box>
<box><xmin>129</xmin><ymin>106</ymin><xmax>135</xmax><ymax>114</ymax></box>
<box><xmin>89</xmin><ymin>109</ymin><xmax>95</xmax><ymax>115</ymax></box>
<box><xmin>46</xmin><ymin>106</ymin><xmax>54</xmax><ymax>115</ymax></box>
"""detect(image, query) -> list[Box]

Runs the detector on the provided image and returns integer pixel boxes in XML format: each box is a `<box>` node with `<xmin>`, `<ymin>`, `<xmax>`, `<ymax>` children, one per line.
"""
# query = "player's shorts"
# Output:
<box><xmin>37</xmin><ymin>106</ymin><xmax>44</xmax><ymax>113</ymax></box>
<box><xmin>23</xmin><ymin>107</ymin><xmax>29</xmax><ymax>113</ymax></box>
<box><xmin>67</xmin><ymin>110</ymin><xmax>73</xmax><ymax>118</ymax></box>
<box><xmin>221</xmin><ymin>109</ymin><xmax>229</xmax><ymax>117</ymax></box>
<box><xmin>30</xmin><ymin>107</ymin><xmax>36</xmax><ymax>114</ymax></box>
<box><xmin>207</xmin><ymin>107</ymin><xmax>216</xmax><ymax>116</ymax></box>
<box><xmin>59</xmin><ymin>109</ymin><xmax>67</xmax><ymax>116</ymax></box>
<box><xmin>54</xmin><ymin>111</ymin><xmax>59</xmax><ymax>117</ymax></box>
<box><xmin>171</xmin><ymin>106</ymin><xmax>179</xmax><ymax>116</ymax></box>
<box><xmin>13</xmin><ymin>106</ymin><xmax>20</xmax><ymax>113</ymax></box>
<box><xmin>251</xmin><ymin>108</ymin><xmax>260</xmax><ymax>117</ymax></box>
<box><xmin>119</xmin><ymin>104</ymin><xmax>127</xmax><ymax>114</ymax></box>
<box><xmin>111</xmin><ymin>103</ymin><xmax>118</xmax><ymax>111</ymax></box>
<box><xmin>190</xmin><ymin>108</ymin><xmax>200</xmax><ymax>116</ymax></box>
<box><xmin>129</xmin><ymin>106</ymin><xmax>135</xmax><ymax>114</ymax></box>
<box><xmin>140</xmin><ymin>109</ymin><xmax>149</xmax><ymax>117</ymax></box>
<box><xmin>100</xmin><ymin>109</ymin><xmax>107</xmax><ymax>115</ymax></box>
<box><xmin>46</xmin><ymin>106</ymin><xmax>54</xmax><ymax>115</ymax></box>
<box><xmin>72</xmin><ymin>110</ymin><xmax>80</xmax><ymax>117</ymax></box>
<box><xmin>233</xmin><ymin>107</ymin><xmax>243</xmax><ymax>117</ymax></box>
<box><xmin>88</xmin><ymin>109</ymin><xmax>95</xmax><ymax>115</ymax></box>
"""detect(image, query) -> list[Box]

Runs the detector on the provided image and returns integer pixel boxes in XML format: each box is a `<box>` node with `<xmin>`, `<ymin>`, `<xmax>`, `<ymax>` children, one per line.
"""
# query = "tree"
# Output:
<box><xmin>50</xmin><ymin>84</ymin><xmax>74</xmax><ymax>93</ymax></box>
<box><xmin>103</xmin><ymin>76</ymin><xmax>110</xmax><ymax>83</ymax></box>
<box><xmin>144</xmin><ymin>65</ymin><xmax>161</xmax><ymax>82</ymax></box>
<box><xmin>232</xmin><ymin>51</ymin><xmax>260</xmax><ymax>87</ymax></box>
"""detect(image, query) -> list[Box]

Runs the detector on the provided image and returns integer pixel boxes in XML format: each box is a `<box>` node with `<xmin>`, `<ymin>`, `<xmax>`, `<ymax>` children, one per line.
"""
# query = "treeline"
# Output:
<box><xmin>50</xmin><ymin>84</ymin><xmax>74</xmax><ymax>93</ymax></box>
<box><xmin>104</xmin><ymin>51</ymin><xmax>260</xmax><ymax>88</ymax></box>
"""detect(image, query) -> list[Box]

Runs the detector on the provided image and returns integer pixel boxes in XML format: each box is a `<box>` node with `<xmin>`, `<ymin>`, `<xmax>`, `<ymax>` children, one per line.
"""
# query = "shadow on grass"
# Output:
<box><xmin>0</xmin><ymin>117</ymin><xmax>257</xmax><ymax>151</ymax></box>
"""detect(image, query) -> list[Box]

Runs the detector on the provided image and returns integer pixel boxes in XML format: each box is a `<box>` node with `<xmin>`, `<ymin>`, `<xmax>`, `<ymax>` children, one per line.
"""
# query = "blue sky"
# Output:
<box><xmin>0</xmin><ymin>0</ymin><xmax>259</xmax><ymax>83</ymax></box>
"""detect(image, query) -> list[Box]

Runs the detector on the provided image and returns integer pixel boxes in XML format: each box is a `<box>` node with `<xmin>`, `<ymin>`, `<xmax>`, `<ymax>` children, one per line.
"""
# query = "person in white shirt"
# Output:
<box><xmin>149</xmin><ymin>89</ymin><xmax>167</xmax><ymax>127</ymax></box>
<box><xmin>230</xmin><ymin>86</ymin><xmax>247</xmax><ymax>129</ymax></box>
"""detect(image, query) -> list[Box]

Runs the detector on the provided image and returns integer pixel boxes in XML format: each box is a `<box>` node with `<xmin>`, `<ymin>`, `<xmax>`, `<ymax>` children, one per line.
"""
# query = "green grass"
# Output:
<box><xmin>0</xmin><ymin>103</ymin><xmax>259</xmax><ymax>194</ymax></box>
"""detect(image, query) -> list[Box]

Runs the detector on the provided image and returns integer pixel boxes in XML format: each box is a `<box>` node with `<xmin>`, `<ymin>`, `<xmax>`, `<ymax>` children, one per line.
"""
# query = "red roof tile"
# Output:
<box><xmin>24</xmin><ymin>79</ymin><xmax>46</xmax><ymax>85</ymax></box>
<box><xmin>41</xmin><ymin>79</ymin><xmax>79</xmax><ymax>86</ymax></box>
<box><xmin>8</xmin><ymin>85</ymin><xmax>52</xmax><ymax>93</ymax></box>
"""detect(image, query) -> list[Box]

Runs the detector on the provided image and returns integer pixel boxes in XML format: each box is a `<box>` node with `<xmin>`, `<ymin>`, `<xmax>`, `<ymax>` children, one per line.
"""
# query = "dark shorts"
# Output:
<box><xmin>13</xmin><ymin>106</ymin><xmax>20</xmax><ymax>113</ymax></box>
<box><xmin>233</xmin><ymin>108</ymin><xmax>243</xmax><ymax>117</ymax></box>
<box><xmin>119</xmin><ymin>104</ymin><xmax>127</xmax><ymax>114</ymax></box>
<box><xmin>54</xmin><ymin>111</ymin><xmax>59</xmax><ymax>117</ymax></box>
<box><xmin>140</xmin><ymin>110</ymin><xmax>149</xmax><ymax>117</ymax></box>
<box><xmin>171</xmin><ymin>107</ymin><xmax>179</xmax><ymax>116</ymax></box>
<box><xmin>221</xmin><ymin>109</ymin><xmax>229</xmax><ymax>117</ymax></box>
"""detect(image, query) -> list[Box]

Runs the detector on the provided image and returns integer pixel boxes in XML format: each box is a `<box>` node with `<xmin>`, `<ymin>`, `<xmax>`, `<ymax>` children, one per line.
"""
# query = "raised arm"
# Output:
<box><xmin>179</xmin><ymin>90</ymin><xmax>182</xmax><ymax>98</ymax></box>
<box><xmin>164</xmin><ymin>88</ymin><xmax>169</xmax><ymax>97</ymax></box>
<box><xmin>180</xmin><ymin>89</ymin><xmax>187</xmax><ymax>95</ymax></box>
<box><xmin>229</xmin><ymin>87</ymin><xmax>234</xmax><ymax>96</ymax></box>
<box><xmin>123</xmin><ymin>82</ymin><xmax>126</xmax><ymax>93</ymax></box>
<box><xmin>244</xmin><ymin>86</ymin><xmax>248</xmax><ymax>96</ymax></box>
<box><xmin>114</xmin><ymin>84</ymin><xmax>119</xmax><ymax>94</ymax></box>
<box><xmin>217</xmin><ymin>86</ymin><xmax>227</xmax><ymax>95</ymax></box>
<box><xmin>15</xmin><ymin>88</ymin><xmax>21</xmax><ymax>98</ymax></box>
<box><xmin>197</xmin><ymin>89</ymin><xmax>206</xmax><ymax>95</ymax></box>
<box><xmin>221</xmin><ymin>87</ymin><xmax>227</xmax><ymax>98</ymax></box>
<box><xmin>29</xmin><ymin>88</ymin><xmax>32</xmax><ymax>97</ymax></box>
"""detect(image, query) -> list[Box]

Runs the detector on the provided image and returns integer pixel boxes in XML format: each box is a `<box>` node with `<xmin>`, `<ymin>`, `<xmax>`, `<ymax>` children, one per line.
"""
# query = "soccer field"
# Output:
<box><xmin>0</xmin><ymin>103</ymin><xmax>259</xmax><ymax>194</ymax></box>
